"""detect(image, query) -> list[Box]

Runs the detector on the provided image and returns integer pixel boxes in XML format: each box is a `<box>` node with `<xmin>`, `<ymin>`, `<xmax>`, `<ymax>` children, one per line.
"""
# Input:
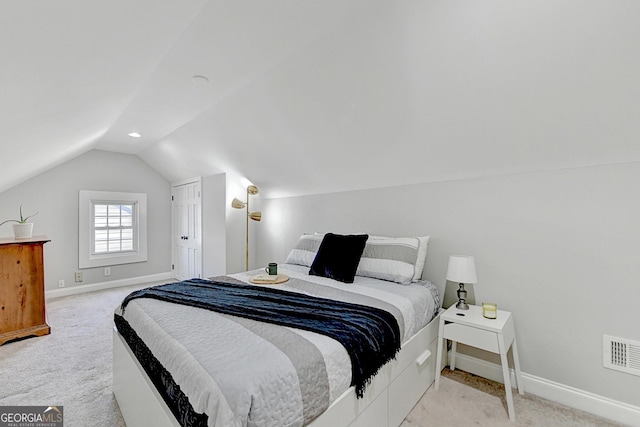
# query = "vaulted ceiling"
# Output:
<box><xmin>2</xmin><ymin>1</ymin><xmax>639</xmax><ymax>198</ymax></box>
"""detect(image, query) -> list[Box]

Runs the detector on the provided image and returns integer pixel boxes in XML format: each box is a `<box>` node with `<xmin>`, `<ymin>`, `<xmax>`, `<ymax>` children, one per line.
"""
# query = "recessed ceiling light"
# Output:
<box><xmin>128</xmin><ymin>132</ymin><xmax>142</xmax><ymax>138</ymax></box>
<box><xmin>191</xmin><ymin>75</ymin><xmax>209</xmax><ymax>84</ymax></box>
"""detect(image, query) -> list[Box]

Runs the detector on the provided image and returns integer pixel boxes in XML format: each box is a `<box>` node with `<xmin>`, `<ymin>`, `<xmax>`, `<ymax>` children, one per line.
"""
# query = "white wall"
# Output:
<box><xmin>0</xmin><ymin>150</ymin><xmax>171</xmax><ymax>291</ymax></box>
<box><xmin>201</xmin><ymin>174</ymin><xmax>227</xmax><ymax>278</ymax></box>
<box><xmin>256</xmin><ymin>161</ymin><xmax>640</xmax><ymax>408</ymax></box>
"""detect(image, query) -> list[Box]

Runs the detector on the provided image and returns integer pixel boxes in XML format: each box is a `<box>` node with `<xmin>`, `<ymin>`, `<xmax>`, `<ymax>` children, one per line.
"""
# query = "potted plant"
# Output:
<box><xmin>0</xmin><ymin>205</ymin><xmax>39</xmax><ymax>239</ymax></box>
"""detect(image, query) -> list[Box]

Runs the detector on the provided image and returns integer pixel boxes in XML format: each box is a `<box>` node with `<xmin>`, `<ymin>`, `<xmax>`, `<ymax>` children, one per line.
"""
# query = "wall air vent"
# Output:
<box><xmin>603</xmin><ymin>335</ymin><xmax>640</xmax><ymax>377</ymax></box>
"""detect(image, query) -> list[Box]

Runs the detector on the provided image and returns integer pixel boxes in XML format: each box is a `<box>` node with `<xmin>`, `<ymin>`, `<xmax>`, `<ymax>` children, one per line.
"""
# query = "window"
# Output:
<box><xmin>79</xmin><ymin>191</ymin><xmax>147</xmax><ymax>269</ymax></box>
<box><xmin>92</xmin><ymin>203</ymin><xmax>136</xmax><ymax>254</ymax></box>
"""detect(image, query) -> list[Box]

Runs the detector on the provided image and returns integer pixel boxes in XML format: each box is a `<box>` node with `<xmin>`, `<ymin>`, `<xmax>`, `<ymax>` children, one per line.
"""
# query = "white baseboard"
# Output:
<box><xmin>45</xmin><ymin>272</ymin><xmax>174</xmax><ymax>300</ymax></box>
<box><xmin>450</xmin><ymin>352</ymin><xmax>640</xmax><ymax>427</ymax></box>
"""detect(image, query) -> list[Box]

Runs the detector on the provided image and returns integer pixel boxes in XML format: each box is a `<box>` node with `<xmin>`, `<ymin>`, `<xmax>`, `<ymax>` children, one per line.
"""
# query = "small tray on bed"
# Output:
<box><xmin>249</xmin><ymin>274</ymin><xmax>289</xmax><ymax>285</ymax></box>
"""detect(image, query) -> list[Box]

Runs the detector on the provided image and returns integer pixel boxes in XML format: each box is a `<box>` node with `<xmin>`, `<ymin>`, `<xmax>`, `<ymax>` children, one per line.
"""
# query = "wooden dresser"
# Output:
<box><xmin>0</xmin><ymin>236</ymin><xmax>51</xmax><ymax>346</ymax></box>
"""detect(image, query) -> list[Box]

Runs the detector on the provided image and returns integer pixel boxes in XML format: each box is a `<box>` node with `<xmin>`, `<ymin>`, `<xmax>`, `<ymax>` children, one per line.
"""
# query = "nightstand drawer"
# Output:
<box><xmin>443</xmin><ymin>322</ymin><xmax>500</xmax><ymax>353</ymax></box>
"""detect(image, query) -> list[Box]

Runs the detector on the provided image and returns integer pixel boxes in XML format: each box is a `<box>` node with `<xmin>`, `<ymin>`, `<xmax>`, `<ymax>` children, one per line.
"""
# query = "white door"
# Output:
<box><xmin>172</xmin><ymin>180</ymin><xmax>202</xmax><ymax>280</ymax></box>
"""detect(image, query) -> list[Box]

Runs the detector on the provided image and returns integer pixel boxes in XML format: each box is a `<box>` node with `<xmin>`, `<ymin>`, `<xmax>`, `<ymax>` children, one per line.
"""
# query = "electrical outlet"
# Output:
<box><xmin>104</xmin><ymin>267</ymin><xmax>111</xmax><ymax>276</ymax></box>
<box><xmin>75</xmin><ymin>271</ymin><xmax>83</xmax><ymax>282</ymax></box>
<box><xmin>58</xmin><ymin>280</ymin><xmax>65</xmax><ymax>288</ymax></box>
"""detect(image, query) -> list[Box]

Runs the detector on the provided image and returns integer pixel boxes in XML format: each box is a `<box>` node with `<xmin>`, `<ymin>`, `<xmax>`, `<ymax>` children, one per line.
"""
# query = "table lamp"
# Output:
<box><xmin>446</xmin><ymin>255</ymin><xmax>477</xmax><ymax>310</ymax></box>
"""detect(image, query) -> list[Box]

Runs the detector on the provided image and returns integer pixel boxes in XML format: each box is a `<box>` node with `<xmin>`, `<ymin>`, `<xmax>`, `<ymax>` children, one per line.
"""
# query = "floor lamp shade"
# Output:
<box><xmin>231</xmin><ymin>198</ymin><xmax>245</xmax><ymax>209</ymax></box>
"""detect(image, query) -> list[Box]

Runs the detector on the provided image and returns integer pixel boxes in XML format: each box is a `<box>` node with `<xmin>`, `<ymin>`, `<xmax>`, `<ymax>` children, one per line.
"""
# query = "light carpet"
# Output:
<box><xmin>0</xmin><ymin>283</ymin><xmax>625</xmax><ymax>427</ymax></box>
<box><xmin>403</xmin><ymin>368</ymin><xmax>625</xmax><ymax>427</ymax></box>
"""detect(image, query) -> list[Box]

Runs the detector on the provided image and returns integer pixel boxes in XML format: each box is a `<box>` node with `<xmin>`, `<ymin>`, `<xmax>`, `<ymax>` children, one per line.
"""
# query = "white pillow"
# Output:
<box><xmin>356</xmin><ymin>235</ymin><xmax>430</xmax><ymax>284</ymax></box>
<box><xmin>284</xmin><ymin>234</ymin><xmax>324</xmax><ymax>267</ymax></box>
<box><xmin>413</xmin><ymin>236</ymin><xmax>430</xmax><ymax>281</ymax></box>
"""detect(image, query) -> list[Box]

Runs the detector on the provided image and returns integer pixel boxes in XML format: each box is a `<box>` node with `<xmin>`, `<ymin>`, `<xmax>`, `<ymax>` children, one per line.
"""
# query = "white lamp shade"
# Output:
<box><xmin>446</xmin><ymin>255</ymin><xmax>477</xmax><ymax>284</ymax></box>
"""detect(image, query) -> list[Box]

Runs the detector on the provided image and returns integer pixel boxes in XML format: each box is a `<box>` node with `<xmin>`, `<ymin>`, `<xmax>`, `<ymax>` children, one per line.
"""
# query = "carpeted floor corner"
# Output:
<box><xmin>402</xmin><ymin>368</ymin><xmax>624</xmax><ymax>427</ymax></box>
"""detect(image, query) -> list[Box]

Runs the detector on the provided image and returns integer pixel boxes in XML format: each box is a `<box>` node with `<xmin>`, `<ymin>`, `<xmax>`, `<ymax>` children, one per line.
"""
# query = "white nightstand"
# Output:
<box><xmin>434</xmin><ymin>304</ymin><xmax>524</xmax><ymax>422</ymax></box>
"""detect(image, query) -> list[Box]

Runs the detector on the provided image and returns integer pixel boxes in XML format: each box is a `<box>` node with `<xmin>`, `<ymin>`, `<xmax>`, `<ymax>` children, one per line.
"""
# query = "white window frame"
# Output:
<box><xmin>91</xmin><ymin>201</ymin><xmax>137</xmax><ymax>256</ymax></box>
<box><xmin>79</xmin><ymin>190</ymin><xmax>148</xmax><ymax>269</ymax></box>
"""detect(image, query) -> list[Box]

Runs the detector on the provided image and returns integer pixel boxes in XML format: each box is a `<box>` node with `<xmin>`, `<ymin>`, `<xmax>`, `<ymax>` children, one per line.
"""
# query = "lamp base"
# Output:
<box><xmin>456</xmin><ymin>300</ymin><xmax>469</xmax><ymax>310</ymax></box>
<box><xmin>456</xmin><ymin>282</ymin><xmax>469</xmax><ymax>310</ymax></box>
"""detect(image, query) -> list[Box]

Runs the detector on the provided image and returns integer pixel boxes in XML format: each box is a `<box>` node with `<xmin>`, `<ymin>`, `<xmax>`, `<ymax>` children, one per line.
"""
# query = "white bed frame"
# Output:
<box><xmin>113</xmin><ymin>310</ymin><xmax>443</xmax><ymax>427</ymax></box>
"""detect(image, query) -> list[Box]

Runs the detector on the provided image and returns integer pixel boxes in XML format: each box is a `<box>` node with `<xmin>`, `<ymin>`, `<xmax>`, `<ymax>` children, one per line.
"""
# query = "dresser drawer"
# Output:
<box><xmin>443</xmin><ymin>322</ymin><xmax>500</xmax><ymax>353</ymax></box>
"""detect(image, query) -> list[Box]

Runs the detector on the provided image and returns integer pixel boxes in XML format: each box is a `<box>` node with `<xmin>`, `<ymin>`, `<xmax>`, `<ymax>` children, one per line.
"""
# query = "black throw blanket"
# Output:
<box><xmin>120</xmin><ymin>278</ymin><xmax>401</xmax><ymax>397</ymax></box>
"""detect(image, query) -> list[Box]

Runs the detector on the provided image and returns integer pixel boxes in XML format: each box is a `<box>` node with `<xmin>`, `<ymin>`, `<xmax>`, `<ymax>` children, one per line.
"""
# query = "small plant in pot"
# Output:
<box><xmin>0</xmin><ymin>205</ymin><xmax>39</xmax><ymax>239</ymax></box>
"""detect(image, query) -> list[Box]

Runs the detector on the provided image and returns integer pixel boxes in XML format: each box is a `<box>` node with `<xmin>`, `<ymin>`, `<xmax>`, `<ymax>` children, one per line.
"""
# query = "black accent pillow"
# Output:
<box><xmin>309</xmin><ymin>233</ymin><xmax>369</xmax><ymax>283</ymax></box>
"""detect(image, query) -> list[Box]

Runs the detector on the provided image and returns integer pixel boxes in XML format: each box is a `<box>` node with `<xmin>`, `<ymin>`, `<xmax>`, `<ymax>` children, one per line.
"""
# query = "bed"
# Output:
<box><xmin>113</xmin><ymin>233</ymin><xmax>442</xmax><ymax>427</ymax></box>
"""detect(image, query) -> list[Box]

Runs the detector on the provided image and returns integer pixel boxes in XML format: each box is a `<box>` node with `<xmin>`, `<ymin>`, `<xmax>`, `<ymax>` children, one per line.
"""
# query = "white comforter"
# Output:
<box><xmin>116</xmin><ymin>264</ymin><xmax>440</xmax><ymax>427</ymax></box>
